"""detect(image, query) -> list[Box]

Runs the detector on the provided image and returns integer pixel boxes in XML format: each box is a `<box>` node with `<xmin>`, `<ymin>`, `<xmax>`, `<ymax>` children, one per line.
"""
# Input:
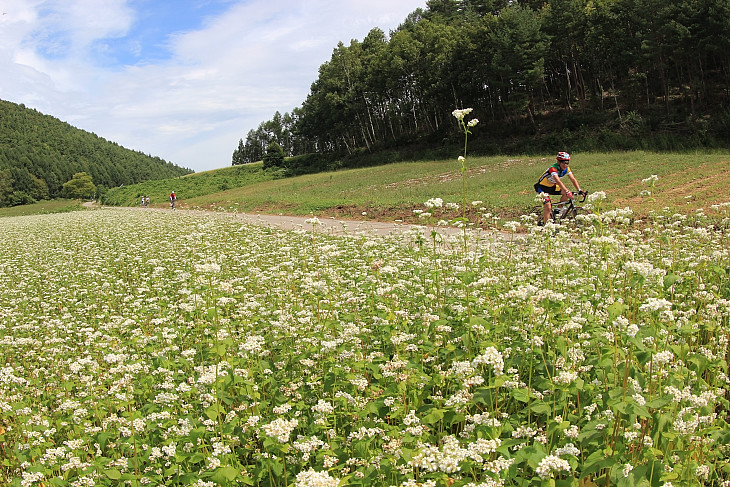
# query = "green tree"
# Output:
<box><xmin>0</xmin><ymin>169</ymin><xmax>13</xmax><ymax>207</ymax></box>
<box><xmin>232</xmin><ymin>138</ymin><xmax>246</xmax><ymax>165</ymax></box>
<box><xmin>62</xmin><ymin>172</ymin><xmax>96</xmax><ymax>200</ymax></box>
<box><xmin>262</xmin><ymin>142</ymin><xmax>285</xmax><ymax>169</ymax></box>
<box><xmin>488</xmin><ymin>4</ymin><xmax>548</xmax><ymax>124</ymax></box>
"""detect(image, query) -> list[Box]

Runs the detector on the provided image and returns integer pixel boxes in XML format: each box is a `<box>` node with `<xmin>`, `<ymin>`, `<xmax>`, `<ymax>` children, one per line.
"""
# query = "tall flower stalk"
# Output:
<box><xmin>452</xmin><ymin>108</ymin><xmax>479</xmax><ymax>225</ymax></box>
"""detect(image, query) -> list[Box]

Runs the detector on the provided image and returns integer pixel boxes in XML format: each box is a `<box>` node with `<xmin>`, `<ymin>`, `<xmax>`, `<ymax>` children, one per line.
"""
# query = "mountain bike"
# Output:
<box><xmin>530</xmin><ymin>191</ymin><xmax>592</xmax><ymax>226</ymax></box>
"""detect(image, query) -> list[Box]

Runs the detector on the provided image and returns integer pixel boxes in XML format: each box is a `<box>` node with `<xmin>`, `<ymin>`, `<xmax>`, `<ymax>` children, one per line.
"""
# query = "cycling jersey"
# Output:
<box><xmin>537</xmin><ymin>163</ymin><xmax>571</xmax><ymax>189</ymax></box>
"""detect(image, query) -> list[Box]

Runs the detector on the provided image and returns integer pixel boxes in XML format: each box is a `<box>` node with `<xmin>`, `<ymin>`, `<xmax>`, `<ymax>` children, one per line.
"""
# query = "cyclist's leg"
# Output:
<box><xmin>539</xmin><ymin>184</ymin><xmax>564</xmax><ymax>224</ymax></box>
<box><xmin>534</xmin><ymin>184</ymin><xmax>553</xmax><ymax>224</ymax></box>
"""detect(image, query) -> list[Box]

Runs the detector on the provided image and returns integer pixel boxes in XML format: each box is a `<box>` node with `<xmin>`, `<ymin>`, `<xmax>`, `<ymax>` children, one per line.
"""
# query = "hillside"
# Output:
<box><xmin>0</xmin><ymin>99</ymin><xmax>192</xmax><ymax>207</ymax></box>
<box><xmin>102</xmin><ymin>150</ymin><xmax>730</xmax><ymax>223</ymax></box>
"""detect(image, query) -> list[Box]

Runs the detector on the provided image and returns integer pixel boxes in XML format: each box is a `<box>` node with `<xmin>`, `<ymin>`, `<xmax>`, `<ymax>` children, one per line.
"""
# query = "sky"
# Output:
<box><xmin>0</xmin><ymin>0</ymin><xmax>426</xmax><ymax>173</ymax></box>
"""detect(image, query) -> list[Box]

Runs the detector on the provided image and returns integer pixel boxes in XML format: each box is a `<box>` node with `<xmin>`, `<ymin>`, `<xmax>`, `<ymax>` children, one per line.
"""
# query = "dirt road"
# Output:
<box><xmin>86</xmin><ymin>201</ymin><xmax>514</xmax><ymax>241</ymax></box>
<box><xmin>82</xmin><ymin>202</ymin><xmax>524</xmax><ymax>241</ymax></box>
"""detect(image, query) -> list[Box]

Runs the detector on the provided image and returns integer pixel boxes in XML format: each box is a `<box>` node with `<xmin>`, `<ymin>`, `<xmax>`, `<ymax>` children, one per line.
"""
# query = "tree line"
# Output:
<box><xmin>233</xmin><ymin>0</ymin><xmax>730</xmax><ymax>167</ymax></box>
<box><xmin>0</xmin><ymin>99</ymin><xmax>192</xmax><ymax>207</ymax></box>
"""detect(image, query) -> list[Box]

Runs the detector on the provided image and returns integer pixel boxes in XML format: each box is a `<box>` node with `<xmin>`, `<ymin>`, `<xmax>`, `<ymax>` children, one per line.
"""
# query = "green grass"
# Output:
<box><xmin>0</xmin><ymin>199</ymin><xmax>84</xmax><ymax>217</ymax></box>
<box><xmin>101</xmin><ymin>150</ymin><xmax>730</xmax><ymax>221</ymax></box>
<box><xmin>100</xmin><ymin>162</ymin><xmax>278</xmax><ymax>207</ymax></box>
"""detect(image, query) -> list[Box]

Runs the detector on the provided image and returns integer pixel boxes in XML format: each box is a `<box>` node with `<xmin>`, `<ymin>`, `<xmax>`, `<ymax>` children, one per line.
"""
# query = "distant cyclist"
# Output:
<box><xmin>534</xmin><ymin>152</ymin><xmax>585</xmax><ymax>225</ymax></box>
<box><xmin>169</xmin><ymin>191</ymin><xmax>177</xmax><ymax>210</ymax></box>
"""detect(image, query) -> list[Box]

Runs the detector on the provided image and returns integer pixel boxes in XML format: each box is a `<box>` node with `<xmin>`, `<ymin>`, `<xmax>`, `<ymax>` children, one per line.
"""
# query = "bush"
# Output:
<box><xmin>9</xmin><ymin>191</ymin><xmax>36</xmax><ymax>206</ymax></box>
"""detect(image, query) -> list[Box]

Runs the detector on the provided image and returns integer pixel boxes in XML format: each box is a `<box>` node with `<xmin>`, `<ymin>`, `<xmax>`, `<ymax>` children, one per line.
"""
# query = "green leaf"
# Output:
<box><xmin>580</xmin><ymin>450</ymin><xmax>616</xmax><ymax>478</ymax></box>
<box><xmin>211</xmin><ymin>466</ymin><xmax>240</xmax><ymax>483</ymax></box>
<box><xmin>530</xmin><ymin>400</ymin><xmax>552</xmax><ymax>416</ymax></box>
<box><xmin>512</xmin><ymin>388</ymin><xmax>530</xmax><ymax>403</ymax></box>
<box><xmin>214</xmin><ymin>343</ymin><xmax>227</xmax><ymax>356</ymax></box>
<box><xmin>444</xmin><ymin>410</ymin><xmax>465</xmax><ymax>426</ymax></box>
<box><xmin>607</xmin><ymin>302</ymin><xmax>628</xmax><ymax>321</ymax></box>
<box><xmin>663</xmin><ymin>273</ymin><xmax>679</xmax><ymax>289</ymax></box>
<box><xmin>421</xmin><ymin>407</ymin><xmax>445</xmax><ymax>425</ymax></box>
<box><xmin>205</xmin><ymin>404</ymin><xmax>221</xmax><ymax>421</ymax></box>
<box><xmin>644</xmin><ymin>395</ymin><xmax>672</xmax><ymax>409</ymax></box>
<box><xmin>104</xmin><ymin>469</ymin><xmax>122</xmax><ymax>480</ymax></box>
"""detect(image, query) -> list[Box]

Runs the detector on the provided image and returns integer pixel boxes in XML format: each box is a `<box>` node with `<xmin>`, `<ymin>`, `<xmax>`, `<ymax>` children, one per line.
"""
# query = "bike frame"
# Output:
<box><xmin>531</xmin><ymin>192</ymin><xmax>590</xmax><ymax>225</ymax></box>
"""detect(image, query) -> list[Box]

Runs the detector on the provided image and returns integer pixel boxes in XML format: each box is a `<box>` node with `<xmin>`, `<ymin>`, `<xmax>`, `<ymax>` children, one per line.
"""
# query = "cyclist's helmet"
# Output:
<box><xmin>556</xmin><ymin>152</ymin><xmax>571</xmax><ymax>162</ymax></box>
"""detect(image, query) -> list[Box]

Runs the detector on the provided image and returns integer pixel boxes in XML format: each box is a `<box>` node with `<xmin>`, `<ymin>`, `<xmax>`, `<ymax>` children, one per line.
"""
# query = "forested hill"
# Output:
<box><xmin>236</xmin><ymin>0</ymin><xmax>730</xmax><ymax>168</ymax></box>
<box><xmin>0</xmin><ymin>99</ymin><xmax>192</xmax><ymax>206</ymax></box>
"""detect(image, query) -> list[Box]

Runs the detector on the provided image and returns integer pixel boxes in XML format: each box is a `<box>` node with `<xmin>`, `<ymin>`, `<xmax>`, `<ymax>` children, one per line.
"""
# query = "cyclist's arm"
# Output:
<box><xmin>553</xmin><ymin>174</ymin><xmax>572</xmax><ymax>196</ymax></box>
<box><xmin>566</xmin><ymin>172</ymin><xmax>581</xmax><ymax>193</ymax></box>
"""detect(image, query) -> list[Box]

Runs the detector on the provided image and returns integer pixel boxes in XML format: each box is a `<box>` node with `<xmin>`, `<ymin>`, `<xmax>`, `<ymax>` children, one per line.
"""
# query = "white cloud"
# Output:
<box><xmin>0</xmin><ymin>0</ymin><xmax>425</xmax><ymax>172</ymax></box>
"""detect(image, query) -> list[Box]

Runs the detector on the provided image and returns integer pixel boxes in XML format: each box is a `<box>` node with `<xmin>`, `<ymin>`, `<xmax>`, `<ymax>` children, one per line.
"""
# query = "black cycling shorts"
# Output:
<box><xmin>534</xmin><ymin>183</ymin><xmax>562</xmax><ymax>195</ymax></box>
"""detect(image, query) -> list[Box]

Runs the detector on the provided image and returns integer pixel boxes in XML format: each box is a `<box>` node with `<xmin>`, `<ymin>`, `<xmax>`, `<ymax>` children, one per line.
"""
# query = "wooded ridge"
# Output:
<box><xmin>0</xmin><ymin>99</ymin><xmax>192</xmax><ymax>207</ymax></box>
<box><xmin>235</xmin><ymin>0</ymin><xmax>730</xmax><ymax>170</ymax></box>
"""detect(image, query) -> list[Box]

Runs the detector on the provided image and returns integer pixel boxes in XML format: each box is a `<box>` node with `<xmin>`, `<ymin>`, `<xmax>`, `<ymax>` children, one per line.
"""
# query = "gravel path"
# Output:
<box><xmin>85</xmin><ymin>201</ymin><xmax>516</xmax><ymax>242</ymax></box>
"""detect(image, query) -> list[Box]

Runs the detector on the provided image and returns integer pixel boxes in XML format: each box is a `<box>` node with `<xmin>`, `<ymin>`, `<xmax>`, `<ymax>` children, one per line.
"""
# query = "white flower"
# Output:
<box><xmin>472</xmin><ymin>347</ymin><xmax>504</xmax><ymax>376</ymax></box>
<box><xmin>639</xmin><ymin>298</ymin><xmax>673</xmax><ymax>313</ymax></box>
<box><xmin>554</xmin><ymin>370</ymin><xmax>578</xmax><ymax>385</ymax></box>
<box><xmin>261</xmin><ymin>418</ymin><xmax>298</xmax><ymax>443</ymax></box>
<box><xmin>305</xmin><ymin>216</ymin><xmax>321</xmax><ymax>225</ymax></box>
<box><xmin>452</xmin><ymin>108</ymin><xmax>474</xmax><ymax>121</ymax></box>
<box><xmin>424</xmin><ymin>197</ymin><xmax>443</xmax><ymax>208</ymax></box>
<box><xmin>194</xmin><ymin>263</ymin><xmax>220</xmax><ymax>273</ymax></box>
<box><xmin>311</xmin><ymin>399</ymin><xmax>334</xmax><ymax>415</ymax></box>
<box><xmin>652</xmin><ymin>350</ymin><xmax>674</xmax><ymax>365</ymax></box>
<box><xmin>536</xmin><ymin>454</ymin><xmax>571</xmax><ymax>479</ymax></box>
<box><xmin>554</xmin><ymin>442</ymin><xmax>580</xmax><ymax>456</ymax></box>
<box><xmin>503</xmin><ymin>221</ymin><xmax>520</xmax><ymax>231</ymax></box>
<box><xmin>587</xmin><ymin>191</ymin><xmax>606</xmax><ymax>202</ymax></box>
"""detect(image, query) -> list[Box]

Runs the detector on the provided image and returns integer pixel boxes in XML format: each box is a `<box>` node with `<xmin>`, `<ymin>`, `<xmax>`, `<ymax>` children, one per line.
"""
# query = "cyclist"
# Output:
<box><xmin>534</xmin><ymin>152</ymin><xmax>585</xmax><ymax>225</ymax></box>
<box><xmin>169</xmin><ymin>191</ymin><xmax>176</xmax><ymax>210</ymax></box>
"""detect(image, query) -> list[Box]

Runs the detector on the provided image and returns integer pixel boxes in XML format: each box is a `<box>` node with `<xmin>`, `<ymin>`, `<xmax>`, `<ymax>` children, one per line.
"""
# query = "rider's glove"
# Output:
<box><xmin>566</xmin><ymin>191</ymin><xmax>573</xmax><ymax>198</ymax></box>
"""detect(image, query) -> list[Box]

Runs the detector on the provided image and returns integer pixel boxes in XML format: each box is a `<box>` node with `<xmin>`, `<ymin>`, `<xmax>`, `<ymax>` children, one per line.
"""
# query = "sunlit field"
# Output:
<box><xmin>1</xmin><ymin>203</ymin><xmax>730</xmax><ymax>487</ymax></box>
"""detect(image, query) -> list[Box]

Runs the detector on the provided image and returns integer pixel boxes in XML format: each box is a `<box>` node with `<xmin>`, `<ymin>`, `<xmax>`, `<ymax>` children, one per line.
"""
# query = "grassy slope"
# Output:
<box><xmin>96</xmin><ymin>150</ymin><xmax>729</xmax><ymax>223</ymax></box>
<box><xmin>0</xmin><ymin>199</ymin><xmax>84</xmax><ymax>217</ymax></box>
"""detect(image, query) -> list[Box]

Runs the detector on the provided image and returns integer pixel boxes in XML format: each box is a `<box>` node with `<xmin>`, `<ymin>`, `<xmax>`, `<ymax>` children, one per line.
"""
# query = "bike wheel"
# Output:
<box><xmin>529</xmin><ymin>205</ymin><xmax>545</xmax><ymax>225</ymax></box>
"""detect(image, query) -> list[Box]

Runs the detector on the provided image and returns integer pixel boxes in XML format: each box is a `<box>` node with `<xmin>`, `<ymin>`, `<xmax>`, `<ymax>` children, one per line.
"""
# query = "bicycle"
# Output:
<box><xmin>529</xmin><ymin>191</ymin><xmax>592</xmax><ymax>226</ymax></box>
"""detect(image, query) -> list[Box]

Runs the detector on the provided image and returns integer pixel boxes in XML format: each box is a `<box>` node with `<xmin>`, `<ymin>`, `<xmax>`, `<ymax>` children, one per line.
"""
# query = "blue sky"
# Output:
<box><xmin>0</xmin><ymin>0</ymin><xmax>425</xmax><ymax>172</ymax></box>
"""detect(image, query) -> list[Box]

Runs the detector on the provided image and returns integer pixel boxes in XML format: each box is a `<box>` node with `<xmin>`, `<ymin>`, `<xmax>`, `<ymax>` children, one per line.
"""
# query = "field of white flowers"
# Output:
<box><xmin>1</xmin><ymin>204</ymin><xmax>729</xmax><ymax>487</ymax></box>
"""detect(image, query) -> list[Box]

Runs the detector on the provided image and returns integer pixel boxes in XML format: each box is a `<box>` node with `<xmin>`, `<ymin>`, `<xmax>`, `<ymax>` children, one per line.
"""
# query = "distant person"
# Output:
<box><xmin>534</xmin><ymin>152</ymin><xmax>584</xmax><ymax>225</ymax></box>
<box><xmin>141</xmin><ymin>196</ymin><xmax>145</xmax><ymax>206</ymax></box>
<box><xmin>145</xmin><ymin>196</ymin><xmax>150</xmax><ymax>207</ymax></box>
<box><xmin>170</xmin><ymin>191</ymin><xmax>177</xmax><ymax>210</ymax></box>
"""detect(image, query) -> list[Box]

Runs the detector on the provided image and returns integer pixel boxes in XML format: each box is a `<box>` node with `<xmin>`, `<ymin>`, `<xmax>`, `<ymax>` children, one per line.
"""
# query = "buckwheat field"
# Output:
<box><xmin>1</xmin><ymin>203</ymin><xmax>729</xmax><ymax>487</ymax></box>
